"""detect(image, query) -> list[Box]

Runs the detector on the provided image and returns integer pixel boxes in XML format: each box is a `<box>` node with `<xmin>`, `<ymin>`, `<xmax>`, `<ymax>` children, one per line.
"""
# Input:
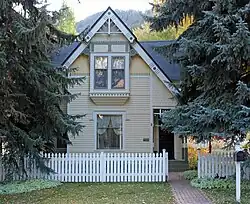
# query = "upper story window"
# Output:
<box><xmin>90</xmin><ymin>52</ymin><xmax>129</xmax><ymax>93</ymax></box>
<box><xmin>94</xmin><ymin>56</ymin><xmax>108</xmax><ymax>89</ymax></box>
<box><xmin>111</xmin><ymin>56</ymin><xmax>125</xmax><ymax>89</ymax></box>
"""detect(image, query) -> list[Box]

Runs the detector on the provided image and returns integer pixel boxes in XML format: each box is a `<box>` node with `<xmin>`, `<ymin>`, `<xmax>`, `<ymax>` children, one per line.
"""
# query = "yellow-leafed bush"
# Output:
<box><xmin>188</xmin><ymin>144</ymin><xmax>208</xmax><ymax>170</ymax></box>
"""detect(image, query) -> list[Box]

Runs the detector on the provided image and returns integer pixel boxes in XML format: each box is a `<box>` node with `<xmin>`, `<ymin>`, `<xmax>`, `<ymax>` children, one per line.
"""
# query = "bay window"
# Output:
<box><xmin>90</xmin><ymin>53</ymin><xmax>129</xmax><ymax>92</ymax></box>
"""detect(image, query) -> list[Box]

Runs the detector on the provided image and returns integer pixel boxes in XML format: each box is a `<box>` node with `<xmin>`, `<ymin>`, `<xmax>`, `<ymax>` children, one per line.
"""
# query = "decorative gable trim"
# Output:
<box><xmin>62</xmin><ymin>7</ymin><xmax>180</xmax><ymax>97</ymax></box>
<box><xmin>84</xmin><ymin>7</ymin><xmax>135</xmax><ymax>43</ymax></box>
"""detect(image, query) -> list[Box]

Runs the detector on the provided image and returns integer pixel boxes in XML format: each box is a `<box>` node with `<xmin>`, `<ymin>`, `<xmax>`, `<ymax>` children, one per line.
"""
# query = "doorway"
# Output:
<box><xmin>153</xmin><ymin>109</ymin><xmax>175</xmax><ymax>160</ymax></box>
<box><xmin>159</xmin><ymin>128</ymin><xmax>175</xmax><ymax>160</ymax></box>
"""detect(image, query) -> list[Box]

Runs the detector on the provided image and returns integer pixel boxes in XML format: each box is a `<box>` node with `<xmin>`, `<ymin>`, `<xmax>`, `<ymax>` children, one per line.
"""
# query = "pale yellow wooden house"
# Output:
<box><xmin>53</xmin><ymin>7</ymin><xmax>188</xmax><ymax>169</ymax></box>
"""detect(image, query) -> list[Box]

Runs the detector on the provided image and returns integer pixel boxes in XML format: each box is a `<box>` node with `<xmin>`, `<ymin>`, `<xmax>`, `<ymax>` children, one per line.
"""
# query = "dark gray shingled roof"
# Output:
<box><xmin>51</xmin><ymin>40</ymin><xmax>180</xmax><ymax>81</ymax></box>
<box><xmin>140</xmin><ymin>41</ymin><xmax>180</xmax><ymax>81</ymax></box>
<box><xmin>51</xmin><ymin>41</ymin><xmax>80</xmax><ymax>67</ymax></box>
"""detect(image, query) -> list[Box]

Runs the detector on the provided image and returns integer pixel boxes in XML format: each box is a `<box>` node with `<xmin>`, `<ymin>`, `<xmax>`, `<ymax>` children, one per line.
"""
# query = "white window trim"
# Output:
<box><xmin>93</xmin><ymin>111</ymin><xmax>126</xmax><ymax>151</ymax></box>
<box><xmin>90</xmin><ymin>53</ymin><xmax>130</xmax><ymax>93</ymax></box>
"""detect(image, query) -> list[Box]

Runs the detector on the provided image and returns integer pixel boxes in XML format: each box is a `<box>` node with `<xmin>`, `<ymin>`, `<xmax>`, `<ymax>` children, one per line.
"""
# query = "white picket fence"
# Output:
<box><xmin>0</xmin><ymin>150</ymin><xmax>168</xmax><ymax>182</ymax></box>
<box><xmin>198</xmin><ymin>152</ymin><xmax>250</xmax><ymax>179</ymax></box>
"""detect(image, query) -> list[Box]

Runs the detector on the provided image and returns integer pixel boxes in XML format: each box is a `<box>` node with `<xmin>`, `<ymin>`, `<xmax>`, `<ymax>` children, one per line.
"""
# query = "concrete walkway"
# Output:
<box><xmin>169</xmin><ymin>172</ymin><xmax>212</xmax><ymax>204</ymax></box>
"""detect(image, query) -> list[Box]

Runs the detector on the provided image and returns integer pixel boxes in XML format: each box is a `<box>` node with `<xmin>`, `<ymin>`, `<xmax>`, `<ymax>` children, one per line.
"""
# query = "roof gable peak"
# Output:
<box><xmin>84</xmin><ymin>7</ymin><xmax>136</xmax><ymax>43</ymax></box>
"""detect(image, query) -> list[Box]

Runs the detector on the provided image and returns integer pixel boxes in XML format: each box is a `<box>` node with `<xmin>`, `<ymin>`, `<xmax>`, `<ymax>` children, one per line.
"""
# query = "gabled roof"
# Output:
<box><xmin>52</xmin><ymin>7</ymin><xmax>180</xmax><ymax>97</ymax></box>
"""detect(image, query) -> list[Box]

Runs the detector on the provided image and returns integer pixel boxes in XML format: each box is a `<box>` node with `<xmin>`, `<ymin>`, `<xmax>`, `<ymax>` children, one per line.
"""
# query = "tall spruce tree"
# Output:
<box><xmin>151</xmin><ymin>1</ymin><xmax>250</xmax><ymax>144</ymax></box>
<box><xmin>0</xmin><ymin>0</ymin><xmax>83</xmax><ymax>177</ymax></box>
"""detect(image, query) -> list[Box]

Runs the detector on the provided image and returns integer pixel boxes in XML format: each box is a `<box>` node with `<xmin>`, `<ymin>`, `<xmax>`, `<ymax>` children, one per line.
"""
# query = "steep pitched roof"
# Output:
<box><xmin>52</xmin><ymin>7</ymin><xmax>180</xmax><ymax>96</ymax></box>
<box><xmin>140</xmin><ymin>41</ymin><xmax>180</xmax><ymax>81</ymax></box>
<box><xmin>51</xmin><ymin>42</ymin><xmax>80</xmax><ymax>67</ymax></box>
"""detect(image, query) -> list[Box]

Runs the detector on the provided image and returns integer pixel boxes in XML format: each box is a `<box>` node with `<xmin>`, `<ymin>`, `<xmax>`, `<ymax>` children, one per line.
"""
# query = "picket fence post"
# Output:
<box><xmin>162</xmin><ymin>149</ymin><xmax>168</xmax><ymax>181</ymax></box>
<box><xmin>198</xmin><ymin>151</ymin><xmax>201</xmax><ymax>178</ymax></box>
<box><xmin>100</xmin><ymin>152</ymin><xmax>105</xmax><ymax>182</ymax></box>
<box><xmin>165</xmin><ymin>152</ymin><xmax>169</xmax><ymax>181</ymax></box>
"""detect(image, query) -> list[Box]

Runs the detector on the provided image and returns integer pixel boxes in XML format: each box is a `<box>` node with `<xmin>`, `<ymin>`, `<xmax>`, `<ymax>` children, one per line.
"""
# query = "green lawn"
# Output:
<box><xmin>0</xmin><ymin>183</ymin><xmax>174</xmax><ymax>204</ymax></box>
<box><xmin>204</xmin><ymin>189</ymin><xmax>250</xmax><ymax>204</ymax></box>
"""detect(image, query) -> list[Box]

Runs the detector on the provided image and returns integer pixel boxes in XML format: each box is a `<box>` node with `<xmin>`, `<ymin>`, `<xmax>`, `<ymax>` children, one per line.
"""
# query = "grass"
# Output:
<box><xmin>204</xmin><ymin>189</ymin><xmax>250</xmax><ymax>204</ymax></box>
<box><xmin>0</xmin><ymin>179</ymin><xmax>62</xmax><ymax>195</ymax></box>
<box><xmin>0</xmin><ymin>182</ymin><xmax>174</xmax><ymax>204</ymax></box>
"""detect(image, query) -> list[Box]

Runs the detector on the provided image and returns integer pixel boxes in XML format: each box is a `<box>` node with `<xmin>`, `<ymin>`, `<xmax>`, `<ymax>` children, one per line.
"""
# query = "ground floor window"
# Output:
<box><xmin>96</xmin><ymin>114</ymin><xmax>123</xmax><ymax>150</ymax></box>
<box><xmin>56</xmin><ymin>136</ymin><xmax>67</xmax><ymax>153</ymax></box>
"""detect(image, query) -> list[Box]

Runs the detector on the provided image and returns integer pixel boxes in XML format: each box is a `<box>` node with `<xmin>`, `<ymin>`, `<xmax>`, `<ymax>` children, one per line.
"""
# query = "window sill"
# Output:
<box><xmin>94</xmin><ymin>149</ymin><xmax>125</xmax><ymax>153</ymax></box>
<box><xmin>89</xmin><ymin>92</ymin><xmax>130</xmax><ymax>105</ymax></box>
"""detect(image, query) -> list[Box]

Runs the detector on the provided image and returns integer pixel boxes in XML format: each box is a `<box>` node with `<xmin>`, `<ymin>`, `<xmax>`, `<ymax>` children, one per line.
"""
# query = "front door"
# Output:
<box><xmin>159</xmin><ymin>128</ymin><xmax>175</xmax><ymax>160</ymax></box>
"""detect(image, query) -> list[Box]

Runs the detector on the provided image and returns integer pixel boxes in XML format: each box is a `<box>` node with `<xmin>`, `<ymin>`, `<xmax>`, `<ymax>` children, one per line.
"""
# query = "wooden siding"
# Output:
<box><xmin>152</xmin><ymin>73</ymin><xmax>177</xmax><ymax>108</ymax></box>
<box><xmin>130</xmin><ymin>55</ymin><xmax>150</xmax><ymax>75</ymax></box>
<box><xmin>67</xmin><ymin>44</ymin><xmax>178</xmax><ymax>153</ymax></box>
<box><xmin>70</xmin><ymin>55</ymin><xmax>89</xmax><ymax>76</ymax></box>
<box><xmin>68</xmin><ymin>76</ymin><xmax>151</xmax><ymax>153</ymax></box>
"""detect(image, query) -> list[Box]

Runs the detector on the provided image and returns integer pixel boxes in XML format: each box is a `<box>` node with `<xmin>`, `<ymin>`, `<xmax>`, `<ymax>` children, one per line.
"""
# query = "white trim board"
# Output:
<box><xmin>132</xmin><ymin>43</ymin><xmax>179</xmax><ymax>97</ymax></box>
<box><xmin>63</xmin><ymin>42</ymin><xmax>88</xmax><ymax>68</ymax></box>
<box><xmin>84</xmin><ymin>8</ymin><xmax>135</xmax><ymax>43</ymax></box>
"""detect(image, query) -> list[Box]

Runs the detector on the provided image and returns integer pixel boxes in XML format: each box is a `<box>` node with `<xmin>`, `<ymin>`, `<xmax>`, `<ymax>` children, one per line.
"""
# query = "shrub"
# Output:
<box><xmin>183</xmin><ymin>170</ymin><xmax>198</xmax><ymax>180</ymax></box>
<box><xmin>0</xmin><ymin>179</ymin><xmax>62</xmax><ymax>194</ymax></box>
<box><xmin>191</xmin><ymin>178</ymin><xmax>250</xmax><ymax>190</ymax></box>
<box><xmin>187</xmin><ymin>145</ymin><xmax>208</xmax><ymax>170</ymax></box>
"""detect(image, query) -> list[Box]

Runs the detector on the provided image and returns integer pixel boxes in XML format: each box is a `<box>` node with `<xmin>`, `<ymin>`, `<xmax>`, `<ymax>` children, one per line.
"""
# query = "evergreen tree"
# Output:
<box><xmin>57</xmin><ymin>0</ymin><xmax>77</xmax><ymax>34</ymax></box>
<box><xmin>151</xmin><ymin>1</ymin><xmax>250</xmax><ymax>144</ymax></box>
<box><xmin>0</xmin><ymin>0</ymin><xmax>83</xmax><ymax>177</ymax></box>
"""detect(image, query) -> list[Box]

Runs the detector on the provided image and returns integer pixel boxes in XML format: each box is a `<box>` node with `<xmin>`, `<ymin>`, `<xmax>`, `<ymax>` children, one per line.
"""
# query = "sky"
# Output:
<box><xmin>47</xmin><ymin>0</ymin><xmax>153</xmax><ymax>21</ymax></box>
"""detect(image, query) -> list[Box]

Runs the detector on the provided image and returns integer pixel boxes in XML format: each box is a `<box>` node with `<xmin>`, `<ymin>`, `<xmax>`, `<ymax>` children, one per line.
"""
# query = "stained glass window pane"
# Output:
<box><xmin>95</xmin><ymin>70</ymin><xmax>108</xmax><ymax>89</ymax></box>
<box><xmin>95</xmin><ymin>56</ymin><xmax>108</xmax><ymax>69</ymax></box>
<box><xmin>94</xmin><ymin>56</ymin><xmax>108</xmax><ymax>89</ymax></box>
<box><xmin>112</xmin><ymin>57</ymin><xmax>125</xmax><ymax>69</ymax></box>
<box><xmin>112</xmin><ymin>57</ymin><xmax>125</xmax><ymax>89</ymax></box>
